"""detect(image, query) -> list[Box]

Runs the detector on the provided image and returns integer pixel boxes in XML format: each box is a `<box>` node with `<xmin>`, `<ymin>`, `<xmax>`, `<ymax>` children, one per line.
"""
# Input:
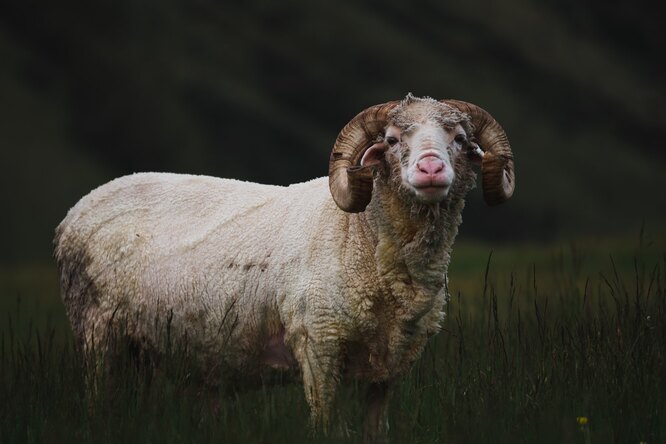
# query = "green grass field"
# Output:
<box><xmin>1</xmin><ymin>234</ymin><xmax>664</xmax><ymax>443</ymax></box>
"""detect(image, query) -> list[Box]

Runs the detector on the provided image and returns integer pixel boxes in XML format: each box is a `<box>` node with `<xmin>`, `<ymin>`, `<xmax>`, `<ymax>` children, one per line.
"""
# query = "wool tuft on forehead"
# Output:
<box><xmin>389</xmin><ymin>93</ymin><xmax>474</xmax><ymax>135</ymax></box>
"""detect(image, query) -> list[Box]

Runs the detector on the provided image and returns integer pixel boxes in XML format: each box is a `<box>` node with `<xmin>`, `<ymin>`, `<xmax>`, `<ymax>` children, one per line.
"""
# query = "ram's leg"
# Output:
<box><xmin>292</xmin><ymin>331</ymin><xmax>341</xmax><ymax>433</ymax></box>
<box><xmin>363</xmin><ymin>381</ymin><xmax>392</xmax><ymax>443</ymax></box>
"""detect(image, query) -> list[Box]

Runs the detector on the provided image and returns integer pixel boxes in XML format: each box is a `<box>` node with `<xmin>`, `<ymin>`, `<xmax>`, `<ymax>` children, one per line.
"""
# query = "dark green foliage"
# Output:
<box><xmin>1</xmin><ymin>241</ymin><xmax>664</xmax><ymax>442</ymax></box>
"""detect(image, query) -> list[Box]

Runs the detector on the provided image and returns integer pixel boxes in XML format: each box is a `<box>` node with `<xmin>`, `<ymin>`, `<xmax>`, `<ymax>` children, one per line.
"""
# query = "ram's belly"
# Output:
<box><xmin>136</xmin><ymin>292</ymin><xmax>297</xmax><ymax>384</ymax></box>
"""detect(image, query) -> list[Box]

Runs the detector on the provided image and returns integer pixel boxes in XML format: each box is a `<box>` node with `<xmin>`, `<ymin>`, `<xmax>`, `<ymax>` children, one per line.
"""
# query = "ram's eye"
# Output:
<box><xmin>454</xmin><ymin>134</ymin><xmax>466</xmax><ymax>145</ymax></box>
<box><xmin>386</xmin><ymin>136</ymin><xmax>399</xmax><ymax>146</ymax></box>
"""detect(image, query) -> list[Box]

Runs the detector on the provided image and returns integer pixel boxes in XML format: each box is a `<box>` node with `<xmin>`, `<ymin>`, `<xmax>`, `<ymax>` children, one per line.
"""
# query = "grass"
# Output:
<box><xmin>1</xmin><ymin>234</ymin><xmax>664</xmax><ymax>443</ymax></box>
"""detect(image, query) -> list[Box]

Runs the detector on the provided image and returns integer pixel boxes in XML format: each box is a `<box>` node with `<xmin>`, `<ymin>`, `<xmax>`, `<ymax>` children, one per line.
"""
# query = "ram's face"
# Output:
<box><xmin>359</xmin><ymin>100</ymin><xmax>476</xmax><ymax>205</ymax></box>
<box><xmin>385</xmin><ymin>121</ymin><xmax>468</xmax><ymax>204</ymax></box>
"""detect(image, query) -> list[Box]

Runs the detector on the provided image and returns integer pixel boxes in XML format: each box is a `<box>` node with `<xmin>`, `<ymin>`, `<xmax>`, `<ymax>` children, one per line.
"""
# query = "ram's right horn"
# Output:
<box><xmin>328</xmin><ymin>101</ymin><xmax>399</xmax><ymax>213</ymax></box>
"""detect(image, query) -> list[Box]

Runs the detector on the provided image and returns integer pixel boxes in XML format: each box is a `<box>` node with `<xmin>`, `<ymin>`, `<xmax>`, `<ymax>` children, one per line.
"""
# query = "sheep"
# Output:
<box><xmin>54</xmin><ymin>94</ymin><xmax>515</xmax><ymax>440</ymax></box>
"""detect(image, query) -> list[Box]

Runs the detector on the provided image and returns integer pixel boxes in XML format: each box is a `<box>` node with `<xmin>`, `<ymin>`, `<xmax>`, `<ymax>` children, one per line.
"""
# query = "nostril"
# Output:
<box><xmin>417</xmin><ymin>158</ymin><xmax>445</xmax><ymax>175</ymax></box>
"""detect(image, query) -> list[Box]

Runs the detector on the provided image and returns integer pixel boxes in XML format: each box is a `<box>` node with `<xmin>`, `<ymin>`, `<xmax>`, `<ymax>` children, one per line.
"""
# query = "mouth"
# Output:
<box><xmin>412</xmin><ymin>184</ymin><xmax>450</xmax><ymax>202</ymax></box>
<box><xmin>410</xmin><ymin>177</ymin><xmax>452</xmax><ymax>191</ymax></box>
<box><xmin>414</xmin><ymin>184</ymin><xmax>449</xmax><ymax>192</ymax></box>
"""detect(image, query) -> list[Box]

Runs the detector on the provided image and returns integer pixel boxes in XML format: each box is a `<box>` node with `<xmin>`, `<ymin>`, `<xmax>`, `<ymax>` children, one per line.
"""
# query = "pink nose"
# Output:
<box><xmin>416</xmin><ymin>157</ymin><xmax>445</xmax><ymax>176</ymax></box>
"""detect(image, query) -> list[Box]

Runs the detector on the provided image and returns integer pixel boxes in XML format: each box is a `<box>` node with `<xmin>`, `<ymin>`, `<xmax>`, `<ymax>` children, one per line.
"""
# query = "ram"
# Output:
<box><xmin>54</xmin><ymin>94</ymin><xmax>514</xmax><ymax>440</ymax></box>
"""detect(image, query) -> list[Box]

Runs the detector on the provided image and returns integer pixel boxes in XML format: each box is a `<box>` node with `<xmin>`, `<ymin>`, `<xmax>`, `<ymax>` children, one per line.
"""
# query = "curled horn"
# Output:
<box><xmin>442</xmin><ymin>100</ymin><xmax>515</xmax><ymax>205</ymax></box>
<box><xmin>328</xmin><ymin>101</ymin><xmax>399</xmax><ymax>212</ymax></box>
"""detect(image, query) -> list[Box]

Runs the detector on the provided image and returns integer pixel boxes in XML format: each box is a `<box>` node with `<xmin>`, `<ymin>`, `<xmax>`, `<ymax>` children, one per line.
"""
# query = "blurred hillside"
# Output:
<box><xmin>1</xmin><ymin>0</ymin><xmax>664</xmax><ymax>264</ymax></box>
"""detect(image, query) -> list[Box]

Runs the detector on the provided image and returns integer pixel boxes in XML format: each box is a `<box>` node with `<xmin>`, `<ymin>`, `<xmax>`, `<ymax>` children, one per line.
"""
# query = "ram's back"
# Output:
<box><xmin>54</xmin><ymin>173</ymin><xmax>338</xmax><ymax>364</ymax></box>
<box><xmin>57</xmin><ymin>172</ymin><xmax>283</xmax><ymax>250</ymax></box>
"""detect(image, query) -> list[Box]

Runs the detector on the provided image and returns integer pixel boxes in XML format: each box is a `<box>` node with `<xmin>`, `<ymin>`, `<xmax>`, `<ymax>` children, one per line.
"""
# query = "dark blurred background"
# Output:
<box><xmin>1</xmin><ymin>0</ymin><xmax>664</xmax><ymax>265</ymax></box>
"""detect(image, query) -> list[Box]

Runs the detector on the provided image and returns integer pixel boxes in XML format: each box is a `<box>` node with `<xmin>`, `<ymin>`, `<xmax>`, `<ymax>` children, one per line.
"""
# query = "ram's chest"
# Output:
<box><xmin>344</xmin><ymin>284</ymin><xmax>443</xmax><ymax>381</ymax></box>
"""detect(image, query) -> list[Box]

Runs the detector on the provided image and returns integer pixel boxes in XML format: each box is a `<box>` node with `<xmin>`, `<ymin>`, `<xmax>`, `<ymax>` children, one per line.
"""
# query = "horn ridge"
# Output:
<box><xmin>328</xmin><ymin>101</ymin><xmax>399</xmax><ymax>212</ymax></box>
<box><xmin>442</xmin><ymin>100</ymin><xmax>515</xmax><ymax>205</ymax></box>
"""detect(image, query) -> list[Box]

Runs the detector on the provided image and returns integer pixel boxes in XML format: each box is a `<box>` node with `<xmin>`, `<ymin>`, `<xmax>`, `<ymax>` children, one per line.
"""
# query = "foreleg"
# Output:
<box><xmin>363</xmin><ymin>381</ymin><xmax>392</xmax><ymax>443</ymax></box>
<box><xmin>291</xmin><ymin>330</ymin><xmax>342</xmax><ymax>433</ymax></box>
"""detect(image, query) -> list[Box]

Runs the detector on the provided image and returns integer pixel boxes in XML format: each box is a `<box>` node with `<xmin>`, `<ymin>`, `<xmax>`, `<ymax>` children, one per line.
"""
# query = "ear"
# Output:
<box><xmin>466</xmin><ymin>141</ymin><xmax>484</xmax><ymax>165</ymax></box>
<box><xmin>360</xmin><ymin>141</ymin><xmax>388</xmax><ymax>167</ymax></box>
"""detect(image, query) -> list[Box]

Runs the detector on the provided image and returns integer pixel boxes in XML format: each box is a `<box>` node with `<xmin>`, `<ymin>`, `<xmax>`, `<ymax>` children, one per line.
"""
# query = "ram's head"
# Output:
<box><xmin>328</xmin><ymin>94</ymin><xmax>515</xmax><ymax>212</ymax></box>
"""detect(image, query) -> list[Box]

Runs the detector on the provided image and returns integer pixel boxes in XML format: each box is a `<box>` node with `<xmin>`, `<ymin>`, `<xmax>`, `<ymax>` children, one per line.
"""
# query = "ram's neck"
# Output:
<box><xmin>361</xmin><ymin>166</ymin><xmax>477</xmax><ymax>304</ymax></box>
<box><xmin>365</xmin><ymin>195</ymin><xmax>456</xmax><ymax>291</ymax></box>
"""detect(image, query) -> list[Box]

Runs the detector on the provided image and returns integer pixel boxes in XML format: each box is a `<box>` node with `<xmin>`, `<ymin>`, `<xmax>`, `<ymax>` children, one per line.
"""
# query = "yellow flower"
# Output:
<box><xmin>576</xmin><ymin>416</ymin><xmax>589</xmax><ymax>426</ymax></box>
